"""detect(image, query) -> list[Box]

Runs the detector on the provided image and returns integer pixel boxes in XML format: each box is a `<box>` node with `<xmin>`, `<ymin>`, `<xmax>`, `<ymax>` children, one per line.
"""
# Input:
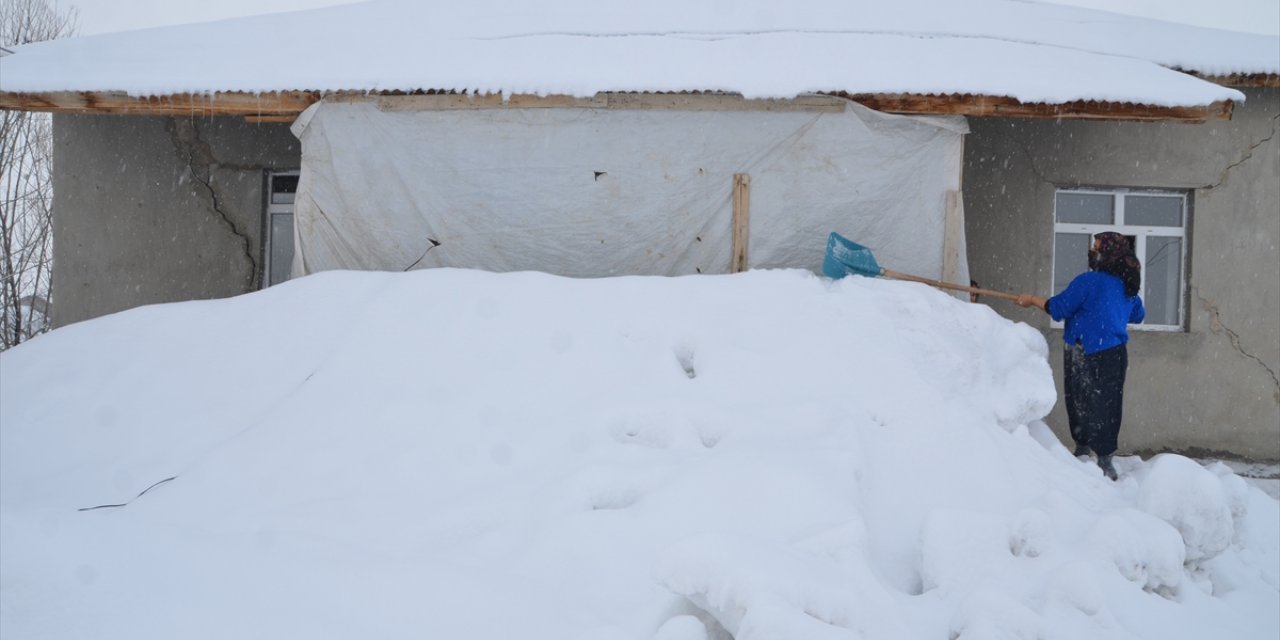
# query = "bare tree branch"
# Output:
<box><xmin>0</xmin><ymin>0</ymin><xmax>77</xmax><ymax>349</ymax></box>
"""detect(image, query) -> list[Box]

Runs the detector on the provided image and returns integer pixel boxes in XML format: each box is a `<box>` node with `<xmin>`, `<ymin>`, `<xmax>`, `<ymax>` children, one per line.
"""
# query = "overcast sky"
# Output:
<box><xmin>61</xmin><ymin>0</ymin><xmax>1280</xmax><ymax>36</ymax></box>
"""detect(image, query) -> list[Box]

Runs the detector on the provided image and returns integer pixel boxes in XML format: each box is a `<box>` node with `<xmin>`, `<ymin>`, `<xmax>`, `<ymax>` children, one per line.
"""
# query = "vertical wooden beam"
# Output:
<box><xmin>942</xmin><ymin>190</ymin><xmax>968</xmax><ymax>300</ymax></box>
<box><xmin>732</xmin><ymin>173</ymin><xmax>751</xmax><ymax>273</ymax></box>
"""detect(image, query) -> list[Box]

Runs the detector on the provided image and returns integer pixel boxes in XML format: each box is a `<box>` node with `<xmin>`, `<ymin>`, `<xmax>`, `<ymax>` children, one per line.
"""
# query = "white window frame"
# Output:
<box><xmin>263</xmin><ymin>170</ymin><xmax>299</xmax><ymax>288</ymax></box>
<box><xmin>1052</xmin><ymin>187</ymin><xmax>1189</xmax><ymax>332</ymax></box>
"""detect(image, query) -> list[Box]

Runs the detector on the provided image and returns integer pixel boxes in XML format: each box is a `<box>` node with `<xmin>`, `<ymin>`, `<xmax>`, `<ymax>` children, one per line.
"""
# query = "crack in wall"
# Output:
<box><xmin>1198</xmin><ymin>113</ymin><xmax>1279</xmax><ymax>191</ymax></box>
<box><xmin>991</xmin><ymin>125</ymin><xmax>1057</xmax><ymax>186</ymax></box>
<box><xmin>1012</xmin><ymin>133</ymin><xmax>1057</xmax><ymax>185</ymax></box>
<box><xmin>1194</xmin><ymin>288</ymin><xmax>1280</xmax><ymax>399</ymax></box>
<box><xmin>165</xmin><ymin>117</ymin><xmax>259</xmax><ymax>290</ymax></box>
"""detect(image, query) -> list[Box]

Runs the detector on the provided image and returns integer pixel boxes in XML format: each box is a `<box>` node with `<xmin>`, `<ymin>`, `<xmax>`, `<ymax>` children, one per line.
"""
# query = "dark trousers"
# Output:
<box><xmin>1064</xmin><ymin>343</ymin><xmax>1128</xmax><ymax>457</ymax></box>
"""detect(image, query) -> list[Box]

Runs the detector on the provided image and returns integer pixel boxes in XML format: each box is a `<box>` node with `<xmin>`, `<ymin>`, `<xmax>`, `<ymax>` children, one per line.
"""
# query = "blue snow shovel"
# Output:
<box><xmin>822</xmin><ymin>232</ymin><xmax>1019</xmax><ymax>301</ymax></box>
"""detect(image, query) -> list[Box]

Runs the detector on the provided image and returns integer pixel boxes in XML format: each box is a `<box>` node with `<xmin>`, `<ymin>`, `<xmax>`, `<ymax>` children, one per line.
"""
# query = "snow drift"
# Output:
<box><xmin>1</xmin><ymin>269</ymin><xmax>1276</xmax><ymax>639</ymax></box>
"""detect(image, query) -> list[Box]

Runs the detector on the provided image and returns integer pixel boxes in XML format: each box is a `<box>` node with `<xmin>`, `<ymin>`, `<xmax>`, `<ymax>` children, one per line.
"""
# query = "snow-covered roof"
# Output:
<box><xmin>1</xmin><ymin>0</ymin><xmax>1276</xmax><ymax>108</ymax></box>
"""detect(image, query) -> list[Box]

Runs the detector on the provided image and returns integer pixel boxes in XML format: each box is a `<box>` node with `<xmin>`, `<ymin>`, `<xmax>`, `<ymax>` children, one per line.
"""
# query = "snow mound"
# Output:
<box><xmin>1084</xmin><ymin>508</ymin><xmax>1185</xmax><ymax>594</ymax></box>
<box><xmin>1</xmin><ymin>269</ymin><xmax>1275</xmax><ymax>639</ymax></box>
<box><xmin>1137</xmin><ymin>454</ymin><xmax>1239</xmax><ymax>563</ymax></box>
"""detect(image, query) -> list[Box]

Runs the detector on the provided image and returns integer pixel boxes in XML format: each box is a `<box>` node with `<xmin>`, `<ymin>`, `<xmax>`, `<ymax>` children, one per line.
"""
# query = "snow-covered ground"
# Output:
<box><xmin>1</xmin><ymin>269</ymin><xmax>1276</xmax><ymax>639</ymax></box>
<box><xmin>1217</xmin><ymin>461</ymin><xmax>1280</xmax><ymax>501</ymax></box>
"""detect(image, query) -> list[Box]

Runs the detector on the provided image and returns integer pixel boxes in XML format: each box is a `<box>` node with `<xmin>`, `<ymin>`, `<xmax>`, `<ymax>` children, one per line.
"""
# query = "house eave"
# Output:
<box><xmin>0</xmin><ymin>90</ymin><xmax>323</xmax><ymax>118</ymax></box>
<box><xmin>1179</xmin><ymin>71</ymin><xmax>1280</xmax><ymax>88</ymax></box>
<box><xmin>0</xmin><ymin>89</ymin><xmax>1236</xmax><ymax>123</ymax></box>
<box><xmin>831</xmin><ymin>92</ymin><xmax>1235</xmax><ymax>123</ymax></box>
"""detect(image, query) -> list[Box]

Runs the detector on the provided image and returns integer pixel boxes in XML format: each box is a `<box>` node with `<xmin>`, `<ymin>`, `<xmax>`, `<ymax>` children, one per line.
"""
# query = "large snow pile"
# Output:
<box><xmin>1</xmin><ymin>269</ymin><xmax>1276</xmax><ymax>639</ymax></box>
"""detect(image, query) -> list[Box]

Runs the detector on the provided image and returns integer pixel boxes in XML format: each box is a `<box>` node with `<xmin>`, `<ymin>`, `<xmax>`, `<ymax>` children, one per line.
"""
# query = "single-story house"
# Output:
<box><xmin>1</xmin><ymin>0</ymin><xmax>1277</xmax><ymax>460</ymax></box>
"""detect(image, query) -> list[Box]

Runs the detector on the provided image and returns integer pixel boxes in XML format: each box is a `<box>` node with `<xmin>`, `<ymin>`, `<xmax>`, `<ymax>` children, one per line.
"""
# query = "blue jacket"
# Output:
<box><xmin>1047</xmin><ymin>271</ymin><xmax>1145</xmax><ymax>354</ymax></box>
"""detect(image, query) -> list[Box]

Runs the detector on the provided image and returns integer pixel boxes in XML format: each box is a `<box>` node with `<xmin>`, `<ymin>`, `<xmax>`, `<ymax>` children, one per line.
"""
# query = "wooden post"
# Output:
<box><xmin>941</xmin><ymin>190</ymin><xmax>967</xmax><ymax>298</ymax></box>
<box><xmin>732</xmin><ymin>173</ymin><xmax>750</xmax><ymax>273</ymax></box>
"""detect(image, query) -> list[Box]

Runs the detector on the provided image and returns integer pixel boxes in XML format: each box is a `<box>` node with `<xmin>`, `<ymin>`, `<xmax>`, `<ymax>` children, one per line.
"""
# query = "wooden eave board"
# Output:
<box><xmin>0</xmin><ymin>89</ymin><xmax>1236</xmax><ymax>122</ymax></box>
<box><xmin>1180</xmin><ymin>72</ymin><xmax>1280</xmax><ymax>88</ymax></box>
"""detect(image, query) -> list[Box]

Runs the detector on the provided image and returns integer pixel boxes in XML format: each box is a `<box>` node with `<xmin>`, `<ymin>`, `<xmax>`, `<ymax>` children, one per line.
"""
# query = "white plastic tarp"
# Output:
<box><xmin>290</xmin><ymin>97</ymin><xmax>968</xmax><ymax>282</ymax></box>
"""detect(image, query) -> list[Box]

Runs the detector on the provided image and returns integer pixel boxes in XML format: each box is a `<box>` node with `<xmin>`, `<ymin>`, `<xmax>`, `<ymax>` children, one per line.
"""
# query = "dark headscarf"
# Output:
<box><xmin>1089</xmin><ymin>231</ymin><xmax>1141</xmax><ymax>297</ymax></box>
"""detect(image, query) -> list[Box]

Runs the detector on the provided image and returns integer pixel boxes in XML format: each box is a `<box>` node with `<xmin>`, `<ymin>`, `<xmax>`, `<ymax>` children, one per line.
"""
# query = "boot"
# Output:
<box><xmin>1097</xmin><ymin>455</ymin><xmax>1118</xmax><ymax>481</ymax></box>
<box><xmin>1073</xmin><ymin>443</ymin><xmax>1093</xmax><ymax>458</ymax></box>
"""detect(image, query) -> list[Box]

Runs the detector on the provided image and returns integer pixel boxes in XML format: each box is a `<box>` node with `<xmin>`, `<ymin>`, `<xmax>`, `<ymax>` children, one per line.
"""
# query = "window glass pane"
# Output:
<box><xmin>1056</xmin><ymin>192</ymin><xmax>1113</xmax><ymax>224</ymax></box>
<box><xmin>1144</xmin><ymin>236</ymin><xmax>1182</xmax><ymax>326</ymax></box>
<box><xmin>271</xmin><ymin>175</ymin><xmax>299</xmax><ymax>205</ymax></box>
<box><xmin>1054</xmin><ymin>233</ymin><xmax>1091</xmax><ymax>294</ymax></box>
<box><xmin>270</xmin><ymin>213</ymin><xmax>295</xmax><ymax>286</ymax></box>
<box><xmin>1126</xmin><ymin>195</ymin><xmax>1182</xmax><ymax>227</ymax></box>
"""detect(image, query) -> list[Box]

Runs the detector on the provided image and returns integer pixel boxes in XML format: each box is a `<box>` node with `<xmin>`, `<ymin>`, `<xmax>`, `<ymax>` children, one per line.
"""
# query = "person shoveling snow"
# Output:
<box><xmin>1016</xmin><ymin>232</ymin><xmax>1146</xmax><ymax>482</ymax></box>
<box><xmin>1</xmin><ymin>269</ymin><xmax>1275</xmax><ymax>640</ymax></box>
<box><xmin>823</xmin><ymin>230</ymin><xmax>1147</xmax><ymax>482</ymax></box>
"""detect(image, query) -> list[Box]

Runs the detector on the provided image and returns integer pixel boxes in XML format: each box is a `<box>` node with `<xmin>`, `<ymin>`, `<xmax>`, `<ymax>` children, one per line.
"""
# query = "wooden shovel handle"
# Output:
<box><xmin>880</xmin><ymin>268</ymin><xmax>1022</xmax><ymax>302</ymax></box>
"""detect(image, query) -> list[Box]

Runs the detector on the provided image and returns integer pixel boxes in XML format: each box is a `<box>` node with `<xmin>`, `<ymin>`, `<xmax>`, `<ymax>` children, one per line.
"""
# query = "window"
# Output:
<box><xmin>264</xmin><ymin>171</ymin><xmax>298</xmax><ymax>288</ymax></box>
<box><xmin>1052</xmin><ymin>188</ymin><xmax>1188</xmax><ymax>330</ymax></box>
